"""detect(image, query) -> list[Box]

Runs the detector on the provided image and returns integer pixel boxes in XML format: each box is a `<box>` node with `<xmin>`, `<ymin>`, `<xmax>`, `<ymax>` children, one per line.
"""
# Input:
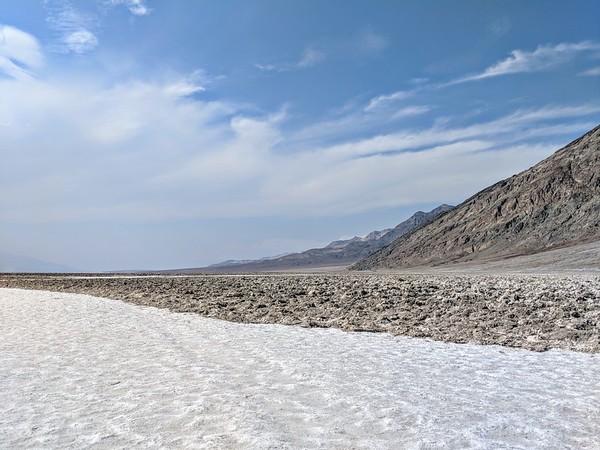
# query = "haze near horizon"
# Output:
<box><xmin>1</xmin><ymin>0</ymin><xmax>599</xmax><ymax>271</ymax></box>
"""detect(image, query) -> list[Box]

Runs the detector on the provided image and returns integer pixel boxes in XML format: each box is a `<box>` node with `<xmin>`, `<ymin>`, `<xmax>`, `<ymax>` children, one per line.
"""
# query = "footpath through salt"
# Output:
<box><xmin>1</xmin><ymin>288</ymin><xmax>599</xmax><ymax>449</ymax></box>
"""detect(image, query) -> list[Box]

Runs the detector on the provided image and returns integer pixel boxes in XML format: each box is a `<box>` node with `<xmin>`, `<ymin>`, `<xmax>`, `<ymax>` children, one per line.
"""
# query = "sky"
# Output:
<box><xmin>1</xmin><ymin>0</ymin><xmax>599</xmax><ymax>271</ymax></box>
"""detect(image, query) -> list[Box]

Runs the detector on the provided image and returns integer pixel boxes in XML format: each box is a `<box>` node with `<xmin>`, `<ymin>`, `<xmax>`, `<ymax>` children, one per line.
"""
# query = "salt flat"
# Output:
<box><xmin>1</xmin><ymin>288</ymin><xmax>599</xmax><ymax>449</ymax></box>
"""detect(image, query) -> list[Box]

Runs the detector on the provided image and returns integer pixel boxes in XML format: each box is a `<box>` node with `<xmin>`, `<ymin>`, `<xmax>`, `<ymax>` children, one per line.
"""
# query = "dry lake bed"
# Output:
<box><xmin>1</xmin><ymin>273</ymin><xmax>599</xmax><ymax>448</ymax></box>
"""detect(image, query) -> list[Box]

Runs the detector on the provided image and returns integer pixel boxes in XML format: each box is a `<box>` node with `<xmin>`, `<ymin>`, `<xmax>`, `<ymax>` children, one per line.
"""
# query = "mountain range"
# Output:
<box><xmin>183</xmin><ymin>204</ymin><xmax>453</xmax><ymax>273</ymax></box>
<box><xmin>353</xmin><ymin>124</ymin><xmax>600</xmax><ymax>270</ymax></box>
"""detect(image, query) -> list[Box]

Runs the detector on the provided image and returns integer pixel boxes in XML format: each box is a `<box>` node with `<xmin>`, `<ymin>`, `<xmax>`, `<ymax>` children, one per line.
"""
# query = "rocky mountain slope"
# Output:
<box><xmin>353</xmin><ymin>125</ymin><xmax>600</xmax><ymax>270</ymax></box>
<box><xmin>186</xmin><ymin>204</ymin><xmax>452</xmax><ymax>273</ymax></box>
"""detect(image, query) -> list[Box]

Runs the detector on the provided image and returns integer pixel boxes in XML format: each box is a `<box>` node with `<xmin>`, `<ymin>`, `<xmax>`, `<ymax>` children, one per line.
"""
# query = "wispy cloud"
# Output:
<box><xmin>391</xmin><ymin>106</ymin><xmax>432</xmax><ymax>119</ymax></box>
<box><xmin>297</xmin><ymin>47</ymin><xmax>325</xmax><ymax>68</ymax></box>
<box><xmin>580</xmin><ymin>66</ymin><xmax>600</xmax><ymax>76</ymax></box>
<box><xmin>3</xmin><ymin>54</ymin><xmax>596</xmax><ymax>223</ymax></box>
<box><xmin>255</xmin><ymin>46</ymin><xmax>326</xmax><ymax>72</ymax></box>
<box><xmin>355</xmin><ymin>28</ymin><xmax>388</xmax><ymax>56</ymax></box>
<box><xmin>410</xmin><ymin>77</ymin><xmax>429</xmax><ymax>85</ymax></box>
<box><xmin>163</xmin><ymin>69</ymin><xmax>212</xmax><ymax>97</ymax></box>
<box><xmin>254</xmin><ymin>63</ymin><xmax>279</xmax><ymax>72</ymax></box>
<box><xmin>319</xmin><ymin>104</ymin><xmax>600</xmax><ymax>162</ymax></box>
<box><xmin>104</xmin><ymin>0</ymin><xmax>151</xmax><ymax>16</ymax></box>
<box><xmin>45</xmin><ymin>0</ymin><xmax>152</xmax><ymax>55</ymax></box>
<box><xmin>488</xmin><ymin>18</ymin><xmax>511</xmax><ymax>38</ymax></box>
<box><xmin>454</xmin><ymin>41</ymin><xmax>600</xmax><ymax>83</ymax></box>
<box><xmin>62</xmin><ymin>29</ymin><xmax>98</xmax><ymax>54</ymax></box>
<box><xmin>365</xmin><ymin>90</ymin><xmax>414</xmax><ymax>112</ymax></box>
<box><xmin>256</xmin><ymin>28</ymin><xmax>387</xmax><ymax>73</ymax></box>
<box><xmin>287</xmin><ymin>101</ymin><xmax>430</xmax><ymax>150</ymax></box>
<box><xmin>2</xmin><ymin>27</ymin><xmax>598</xmax><ymax>224</ymax></box>
<box><xmin>45</xmin><ymin>1</ymin><xmax>99</xmax><ymax>54</ymax></box>
<box><xmin>0</xmin><ymin>25</ymin><xmax>43</xmax><ymax>80</ymax></box>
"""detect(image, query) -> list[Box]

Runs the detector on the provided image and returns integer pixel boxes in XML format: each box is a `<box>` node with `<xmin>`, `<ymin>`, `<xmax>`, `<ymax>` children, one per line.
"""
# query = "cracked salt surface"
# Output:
<box><xmin>1</xmin><ymin>288</ymin><xmax>599</xmax><ymax>449</ymax></box>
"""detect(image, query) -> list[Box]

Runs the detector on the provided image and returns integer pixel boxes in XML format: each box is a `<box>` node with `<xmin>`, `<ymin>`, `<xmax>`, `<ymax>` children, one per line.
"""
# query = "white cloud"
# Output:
<box><xmin>254</xmin><ymin>63</ymin><xmax>279</xmax><ymax>72</ymax></box>
<box><xmin>1</xmin><ymin>29</ymin><xmax>598</xmax><ymax>223</ymax></box>
<box><xmin>580</xmin><ymin>66</ymin><xmax>600</xmax><ymax>76</ymax></box>
<box><xmin>365</xmin><ymin>90</ymin><xmax>414</xmax><ymax>112</ymax></box>
<box><xmin>164</xmin><ymin>81</ymin><xmax>205</xmax><ymax>97</ymax></box>
<box><xmin>488</xmin><ymin>18</ymin><xmax>511</xmax><ymax>38</ymax></box>
<box><xmin>297</xmin><ymin>47</ymin><xmax>326</xmax><ymax>68</ymax></box>
<box><xmin>2</xmin><ymin>61</ymin><xmax>596</xmax><ymax>224</ymax></box>
<box><xmin>256</xmin><ymin>46</ymin><xmax>326</xmax><ymax>72</ymax></box>
<box><xmin>391</xmin><ymin>106</ymin><xmax>432</xmax><ymax>119</ymax></box>
<box><xmin>355</xmin><ymin>28</ymin><xmax>388</xmax><ymax>56</ymax></box>
<box><xmin>0</xmin><ymin>25</ymin><xmax>43</xmax><ymax>80</ymax></box>
<box><xmin>257</xmin><ymin>29</ymin><xmax>386</xmax><ymax>73</ymax></box>
<box><xmin>163</xmin><ymin>70</ymin><xmax>211</xmax><ymax>97</ymax></box>
<box><xmin>501</xmin><ymin>104</ymin><xmax>600</xmax><ymax>123</ymax></box>
<box><xmin>63</xmin><ymin>29</ymin><xmax>98</xmax><ymax>54</ymax></box>
<box><xmin>44</xmin><ymin>0</ymin><xmax>152</xmax><ymax>54</ymax></box>
<box><xmin>104</xmin><ymin>0</ymin><xmax>151</xmax><ymax>16</ymax></box>
<box><xmin>307</xmin><ymin>104</ymin><xmax>600</xmax><ymax>163</ymax></box>
<box><xmin>45</xmin><ymin>2</ymin><xmax>99</xmax><ymax>54</ymax></box>
<box><xmin>455</xmin><ymin>41</ymin><xmax>600</xmax><ymax>83</ymax></box>
<box><xmin>287</xmin><ymin>97</ymin><xmax>430</xmax><ymax>150</ymax></box>
<box><xmin>410</xmin><ymin>77</ymin><xmax>429</xmax><ymax>85</ymax></box>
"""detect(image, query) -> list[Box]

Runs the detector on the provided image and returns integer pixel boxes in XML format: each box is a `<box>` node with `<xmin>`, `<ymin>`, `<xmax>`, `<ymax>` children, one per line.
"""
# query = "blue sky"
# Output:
<box><xmin>1</xmin><ymin>0</ymin><xmax>599</xmax><ymax>271</ymax></box>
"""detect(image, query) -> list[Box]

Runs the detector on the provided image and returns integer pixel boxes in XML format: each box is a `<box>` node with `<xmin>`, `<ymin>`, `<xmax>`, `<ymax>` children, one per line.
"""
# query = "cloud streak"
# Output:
<box><xmin>45</xmin><ymin>1</ymin><xmax>99</xmax><ymax>54</ymax></box>
<box><xmin>488</xmin><ymin>18</ymin><xmax>511</xmax><ymax>38</ymax></box>
<box><xmin>0</xmin><ymin>25</ymin><xmax>43</xmax><ymax>79</ymax></box>
<box><xmin>44</xmin><ymin>0</ymin><xmax>153</xmax><ymax>55</ymax></box>
<box><xmin>454</xmin><ymin>41</ymin><xmax>600</xmax><ymax>83</ymax></box>
<box><xmin>104</xmin><ymin>0</ymin><xmax>151</xmax><ymax>16</ymax></box>
<box><xmin>581</xmin><ymin>66</ymin><xmax>600</xmax><ymax>76</ymax></box>
<box><xmin>256</xmin><ymin>46</ymin><xmax>326</xmax><ymax>72</ymax></box>
<box><xmin>355</xmin><ymin>28</ymin><xmax>388</xmax><ymax>56</ymax></box>
<box><xmin>297</xmin><ymin>47</ymin><xmax>326</xmax><ymax>68</ymax></box>
<box><xmin>365</xmin><ymin>90</ymin><xmax>414</xmax><ymax>112</ymax></box>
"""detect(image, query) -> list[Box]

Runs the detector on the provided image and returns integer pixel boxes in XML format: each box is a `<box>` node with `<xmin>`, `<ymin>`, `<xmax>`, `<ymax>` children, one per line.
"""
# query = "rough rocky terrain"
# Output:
<box><xmin>178</xmin><ymin>205</ymin><xmax>452</xmax><ymax>273</ymax></box>
<box><xmin>2</xmin><ymin>273</ymin><xmax>599</xmax><ymax>353</ymax></box>
<box><xmin>354</xmin><ymin>125</ymin><xmax>600</xmax><ymax>270</ymax></box>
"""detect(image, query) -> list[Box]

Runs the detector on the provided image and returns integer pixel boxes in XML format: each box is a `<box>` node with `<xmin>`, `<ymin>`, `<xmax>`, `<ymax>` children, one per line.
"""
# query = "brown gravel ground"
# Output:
<box><xmin>1</xmin><ymin>273</ymin><xmax>599</xmax><ymax>353</ymax></box>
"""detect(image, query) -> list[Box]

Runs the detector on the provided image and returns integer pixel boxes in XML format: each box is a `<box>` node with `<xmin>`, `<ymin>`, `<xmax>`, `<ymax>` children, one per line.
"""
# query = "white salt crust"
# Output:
<box><xmin>1</xmin><ymin>288</ymin><xmax>599</xmax><ymax>449</ymax></box>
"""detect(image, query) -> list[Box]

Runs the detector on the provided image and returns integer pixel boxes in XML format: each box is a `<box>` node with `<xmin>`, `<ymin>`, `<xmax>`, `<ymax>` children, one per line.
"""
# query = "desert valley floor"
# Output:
<box><xmin>1</xmin><ymin>273</ymin><xmax>599</xmax><ymax>448</ymax></box>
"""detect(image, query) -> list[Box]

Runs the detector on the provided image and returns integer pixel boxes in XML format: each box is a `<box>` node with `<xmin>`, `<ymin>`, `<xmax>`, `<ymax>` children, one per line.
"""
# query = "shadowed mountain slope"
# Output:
<box><xmin>353</xmin><ymin>125</ymin><xmax>600</xmax><ymax>270</ymax></box>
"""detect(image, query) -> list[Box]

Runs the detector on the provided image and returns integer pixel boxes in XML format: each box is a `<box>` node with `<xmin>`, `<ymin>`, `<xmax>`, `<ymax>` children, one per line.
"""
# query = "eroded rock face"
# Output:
<box><xmin>354</xmin><ymin>125</ymin><xmax>600</xmax><ymax>270</ymax></box>
<box><xmin>2</xmin><ymin>273</ymin><xmax>599</xmax><ymax>353</ymax></box>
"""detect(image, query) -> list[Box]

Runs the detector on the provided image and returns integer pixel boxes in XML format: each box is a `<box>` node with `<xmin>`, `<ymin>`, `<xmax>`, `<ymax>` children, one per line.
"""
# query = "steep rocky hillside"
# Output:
<box><xmin>353</xmin><ymin>125</ymin><xmax>600</xmax><ymax>270</ymax></box>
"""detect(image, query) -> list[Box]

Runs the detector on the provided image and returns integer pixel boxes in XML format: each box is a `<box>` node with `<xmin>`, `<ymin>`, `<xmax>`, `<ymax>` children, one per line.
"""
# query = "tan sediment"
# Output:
<box><xmin>1</xmin><ymin>273</ymin><xmax>599</xmax><ymax>353</ymax></box>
